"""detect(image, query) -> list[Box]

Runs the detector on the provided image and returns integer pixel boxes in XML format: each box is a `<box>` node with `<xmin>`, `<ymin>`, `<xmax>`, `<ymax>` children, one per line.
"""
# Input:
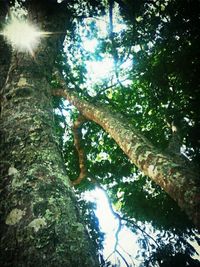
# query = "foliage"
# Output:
<box><xmin>78</xmin><ymin>197</ymin><xmax>105</xmax><ymax>254</ymax></box>
<box><xmin>51</xmin><ymin>0</ymin><xmax>200</xmax><ymax>265</ymax></box>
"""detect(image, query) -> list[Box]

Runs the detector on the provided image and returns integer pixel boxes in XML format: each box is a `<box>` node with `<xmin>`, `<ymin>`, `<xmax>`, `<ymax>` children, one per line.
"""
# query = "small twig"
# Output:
<box><xmin>94</xmin><ymin>77</ymin><xmax>129</xmax><ymax>99</ymax></box>
<box><xmin>116</xmin><ymin>249</ymin><xmax>130</xmax><ymax>267</ymax></box>
<box><xmin>118</xmin><ymin>244</ymin><xmax>135</xmax><ymax>266</ymax></box>
<box><xmin>122</xmin><ymin>217</ymin><xmax>161</xmax><ymax>249</ymax></box>
<box><xmin>90</xmin><ymin>179</ymin><xmax>162</xmax><ymax>262</ymax></box>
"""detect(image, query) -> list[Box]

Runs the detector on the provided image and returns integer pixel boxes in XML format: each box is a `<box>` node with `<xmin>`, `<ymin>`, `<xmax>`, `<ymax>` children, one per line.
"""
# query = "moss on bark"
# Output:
<box><xmin>0</xmin><ymin>2</ymin><xmax>99</xmax><ymax>266</ymax></box>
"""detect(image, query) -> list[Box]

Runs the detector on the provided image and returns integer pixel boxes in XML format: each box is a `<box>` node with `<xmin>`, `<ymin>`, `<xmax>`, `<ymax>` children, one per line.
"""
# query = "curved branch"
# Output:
<box><xmin>116</xmin><ymin>249</ymin><xmax>130</xmax><ymax>267</ymax></box>
<box><xmin>121</xmin><ymin>217</ymin><xmax>161</xmax><ymax>249</ymax></box>
<box><xmin>71</xmin><ymin>114</ymin><xmax>88</xmax><ymax>185</ymax></box>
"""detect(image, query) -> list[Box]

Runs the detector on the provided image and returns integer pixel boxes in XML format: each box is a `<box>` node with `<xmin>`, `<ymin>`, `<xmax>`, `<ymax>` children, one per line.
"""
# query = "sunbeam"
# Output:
<box><xmin>1</xmin><ymin>16</ymin><xmax>52</xmax><ymax>55</ymax></box>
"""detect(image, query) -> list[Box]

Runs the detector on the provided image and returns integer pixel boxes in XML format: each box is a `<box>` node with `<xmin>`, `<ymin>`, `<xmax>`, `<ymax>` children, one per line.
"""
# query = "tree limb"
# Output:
<box><xmin>71</xmin><ymin>114</ymin><xmax>88</xmax><ymax>185</ymax></box>
<box><xmin>52</xmin><ymin>70</ymin><xmax>200</xmax><ymax>229</ymax></box>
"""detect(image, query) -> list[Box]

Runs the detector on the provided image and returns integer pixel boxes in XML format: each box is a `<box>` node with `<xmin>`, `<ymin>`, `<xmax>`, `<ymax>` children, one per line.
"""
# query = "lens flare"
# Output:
<box><xmin>1</xmin><ymin>17</ymin><xmax>51</xmax><ymax>55</ymax></box>
<box><xmin>1</xmin><ymin>17</ymin><xmax>39</xmax><ymax>54</ymax></box>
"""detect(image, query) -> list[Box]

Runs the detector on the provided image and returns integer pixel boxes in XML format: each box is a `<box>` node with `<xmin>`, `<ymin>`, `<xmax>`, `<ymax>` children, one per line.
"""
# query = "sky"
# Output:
<box><xmin>84</xmin><ymin>188</ymin><xmax>142</xmax><ymax>267</ymax></box>
<box><xmin>2</xmin><ymin>3</ymin><xmax>200</xmax><ymax>266</ymax></box>
<box><xmin>78</xmin><ymin>35</ymin><xmax>142</xmax><ymax>266</ymax></box>
<box><xmin>78</xmin><ymin>17</ymin><xmax>200</xmax><ymax>267</ymax></box>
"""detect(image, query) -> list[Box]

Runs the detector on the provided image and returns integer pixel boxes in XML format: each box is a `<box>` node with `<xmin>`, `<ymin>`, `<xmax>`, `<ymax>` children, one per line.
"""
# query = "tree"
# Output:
<box><xmin>0</xmin><ymin>0</ymin><xmax>199</xmax><ymax>266</ymax></box>
<box><xmin>0</xmin><ymin>0</ymin><xmax>101</xmax><ymax>266</ymax></box>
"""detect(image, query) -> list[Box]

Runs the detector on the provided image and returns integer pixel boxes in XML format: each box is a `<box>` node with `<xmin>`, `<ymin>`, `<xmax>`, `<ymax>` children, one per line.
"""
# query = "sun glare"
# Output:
<box><xmin>2</xmin><ymin>17</ymin><xmax>40</xmax><ymax>54</ymax></box>
<box><xmin>1</xmin><ymin>16</ymin><xmax>51</xmax><ymax>55</ymax></box>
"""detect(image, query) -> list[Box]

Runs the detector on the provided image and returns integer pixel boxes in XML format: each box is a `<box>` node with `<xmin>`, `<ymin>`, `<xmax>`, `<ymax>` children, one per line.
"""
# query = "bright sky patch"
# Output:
<box><xmin>82</xmin><ymin>38</ymin><xmax>98</xmax><ymax>53</ymax></box>
<box><xmin>86</xmin><ymin>57</ymin><xmax>114</xmax><ymax>81</ymax></box>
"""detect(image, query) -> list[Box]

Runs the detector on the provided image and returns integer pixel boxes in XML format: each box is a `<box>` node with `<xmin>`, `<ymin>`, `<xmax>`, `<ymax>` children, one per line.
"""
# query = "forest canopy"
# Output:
<box><xmin>0</xmin><ymin>0</ymin><xmax>200</xmax><ymax>266</ymax></box>
<box><xmin>52</xmin><ymin>0</ymin><xmax>200</xmax><ymax>265</ymax></box>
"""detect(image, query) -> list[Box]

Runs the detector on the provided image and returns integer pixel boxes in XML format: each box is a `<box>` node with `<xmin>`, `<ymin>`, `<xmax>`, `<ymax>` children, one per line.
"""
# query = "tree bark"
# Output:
<box><xmin>0</xmin><ymin>2</ymin><xmax>99</xmax><ymax>266</ymax></box>
<box><xmin>0</xmin><ymin>1</ymin><xmax>11</xmax><ymax>91</ymax></box>
<box><xmin>54</xmin><ymin>88</ymin><xmax>200</xmax><ymax>230</ymax></box>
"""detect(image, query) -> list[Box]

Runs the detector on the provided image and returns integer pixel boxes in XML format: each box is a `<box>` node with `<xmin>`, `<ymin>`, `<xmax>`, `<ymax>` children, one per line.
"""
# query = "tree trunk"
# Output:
<box><xmin>54</xmin><ymin>89</ymin><xmax>200</xmax><ymax>230</ymax></box>
<box><xmin>0</xmin><ymin>1</ymin><xmax>11</xmax><ymax>91</ymax></box>
<box><xmin>0</xmin><ymin>2</ymin><xmax>99</xmax><ymax>266</ymax></box>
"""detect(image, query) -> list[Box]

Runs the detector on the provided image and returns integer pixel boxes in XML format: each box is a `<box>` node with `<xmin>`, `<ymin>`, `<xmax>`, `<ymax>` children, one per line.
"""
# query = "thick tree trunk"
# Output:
<box><xmin>0</xmin><ymin>2</ymin><xmax>99</xmax><ymax>266</ymax></box>
<box><xmin>0</xmin><ymin>1</ymin><xmax>11</xmax><ymax>91</ymax></box>
<box><xmin>54</xmin><ymin>89</ymin><xmax>200</xmax><ymax>230</ymax></box>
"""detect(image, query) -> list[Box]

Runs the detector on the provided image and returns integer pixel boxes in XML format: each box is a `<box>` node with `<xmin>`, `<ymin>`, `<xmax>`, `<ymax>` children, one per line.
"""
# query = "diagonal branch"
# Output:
<box><xmin>52</xmin><ymin>69</ymin><xmax>200</xmax><ymax>229</ymax></box>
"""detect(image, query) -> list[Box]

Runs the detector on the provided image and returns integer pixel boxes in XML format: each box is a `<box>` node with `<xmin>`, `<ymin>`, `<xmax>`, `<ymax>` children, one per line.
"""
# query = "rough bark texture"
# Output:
<box><xmin>71</xmin><ymin>115</ymin><xmax>88</xmax><ymax>185</ymax></box>
<box><xmin>54</xmin><ymin>89</ymin><xmax>200</xmax><ymax>230</ymax></box>
<box><xmin>0</xmin><ymin>1</ymin><xmax>11</xmax><ymax>91</ymax></box>
<box><xmin>0</xmin><ymin>2</ymin><xmax>99</xmax><ymax>266</ymax></box>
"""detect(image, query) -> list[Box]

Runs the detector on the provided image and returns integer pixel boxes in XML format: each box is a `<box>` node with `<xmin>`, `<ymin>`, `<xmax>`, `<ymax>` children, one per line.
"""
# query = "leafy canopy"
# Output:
<box><xmin>51</xmin><ymin>0</ymin><xmax>200</xmax><ymax>265</ymax></box>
